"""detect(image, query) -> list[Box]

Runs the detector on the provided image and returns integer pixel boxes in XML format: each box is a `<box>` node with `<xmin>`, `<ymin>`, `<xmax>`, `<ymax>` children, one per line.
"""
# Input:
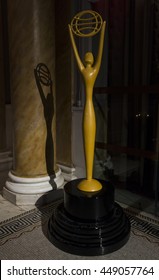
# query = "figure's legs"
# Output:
<box><xmin>77</xmin><ymin>97</ymin><xmax>102</xmax><ymax>192</ymax></box>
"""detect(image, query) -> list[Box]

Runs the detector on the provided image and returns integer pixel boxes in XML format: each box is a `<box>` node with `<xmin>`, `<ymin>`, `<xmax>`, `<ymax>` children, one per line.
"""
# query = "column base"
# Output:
<box><xmin>58</xmin><ymin>164</ymin><xmax>77</xmax><ymax>182</ymax></box>
<box><xmin>48</xmin><ymin>179</ymin><xmax>131</xmax><ymax>256</ymax></box>
<box><xmin>3</xmin><ymin>187</ymin><xmax>63</xmax><ymax>206</ymax></box>
<box><xmin>0</xmin><ymin>150</ymin><xmax>13</xmax><ymax>192</ymax></box>
<box><xmin>3</xmin><ymin>168</ymin><xmax>64</xmax><ymax>206</ymax></box>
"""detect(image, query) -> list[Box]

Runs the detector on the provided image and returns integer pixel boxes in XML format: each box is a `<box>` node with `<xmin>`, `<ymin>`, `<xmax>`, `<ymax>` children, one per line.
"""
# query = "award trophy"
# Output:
<box><xmin>48</xmin><ymin>10</ymin><xmax>130</xmax><ymax>255</ymax></box>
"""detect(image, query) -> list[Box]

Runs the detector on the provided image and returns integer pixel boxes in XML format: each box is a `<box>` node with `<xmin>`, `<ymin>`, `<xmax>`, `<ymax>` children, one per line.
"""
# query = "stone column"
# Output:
<box><xmin>3</xmin><ymin>0</ymin><xmax>64</xmax><ymax>205</ymax></box>
<box><xmin>0</xmin><ymin>0</ymin><xmax>12</xmax><ymax>192</ymax></box>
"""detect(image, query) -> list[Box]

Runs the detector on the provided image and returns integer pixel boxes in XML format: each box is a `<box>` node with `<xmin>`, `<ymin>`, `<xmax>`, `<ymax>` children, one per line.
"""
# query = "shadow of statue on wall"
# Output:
<box><xmin>34</xmin><ymin>63</ymin><xmax>56</xmax><ymax>189</ymax></box>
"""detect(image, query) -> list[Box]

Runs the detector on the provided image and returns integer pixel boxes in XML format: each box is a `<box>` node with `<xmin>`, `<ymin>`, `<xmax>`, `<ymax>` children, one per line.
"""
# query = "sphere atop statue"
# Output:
<box><xmin>70</xmin><ymin>10</ymin><xmax>103</xmax><ymax>37</ymax></box>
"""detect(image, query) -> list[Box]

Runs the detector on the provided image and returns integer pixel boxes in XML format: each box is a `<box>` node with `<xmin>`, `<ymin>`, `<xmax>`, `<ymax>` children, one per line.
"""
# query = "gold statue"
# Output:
<box><xmin>69</xmin><ymin>10</ymin><xmax>106</xmax><ymax>192</ymax></box>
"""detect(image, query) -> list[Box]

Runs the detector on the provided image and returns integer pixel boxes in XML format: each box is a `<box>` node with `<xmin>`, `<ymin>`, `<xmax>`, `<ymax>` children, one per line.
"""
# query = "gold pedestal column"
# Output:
<box><xmin>3</xmin><ymin>0</ymin><xmax>64</xmax><ymax>205</ymax></box>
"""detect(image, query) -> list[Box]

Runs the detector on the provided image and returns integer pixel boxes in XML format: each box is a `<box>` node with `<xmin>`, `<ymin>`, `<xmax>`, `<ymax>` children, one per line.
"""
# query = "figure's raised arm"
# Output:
<box><xmin>94</xmin><ymin>21</ymin><xmax>106</xmax><ymax>72</ymax></box>
<box><xmin>68</xmin><ymin>24</ymin><xmax>84</xmax><ymax>72</ymax></box>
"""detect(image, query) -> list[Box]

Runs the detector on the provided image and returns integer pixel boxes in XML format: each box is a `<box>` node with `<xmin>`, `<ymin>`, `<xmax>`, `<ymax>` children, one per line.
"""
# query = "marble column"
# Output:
<box><xmin>0</xmin><ymin>0</ymin><xmax>12</xmax><ymax>188</ymax></box>
<box><xmin>3</xmin><ymin>0</ymin><xmax>64</xmax><ymax>205</ymax></box>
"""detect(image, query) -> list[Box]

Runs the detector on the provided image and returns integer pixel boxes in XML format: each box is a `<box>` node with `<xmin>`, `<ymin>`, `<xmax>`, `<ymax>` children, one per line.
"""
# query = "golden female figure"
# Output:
<box><xmin>69</xmin><ymin>11</ymin><xmax>106</xmax><ymax>192</ymax></box>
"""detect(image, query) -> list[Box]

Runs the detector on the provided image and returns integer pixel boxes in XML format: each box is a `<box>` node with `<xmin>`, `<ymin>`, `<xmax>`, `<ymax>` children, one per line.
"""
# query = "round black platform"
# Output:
<box><xmin>64</xmin><ymin>179</ymin><xmax>114</xmax><ymax>220</ymax></box>
<box><xmin>48</xmin><ymin>179</ymin><xmax>131</xmax><ymax>256</ymax></box>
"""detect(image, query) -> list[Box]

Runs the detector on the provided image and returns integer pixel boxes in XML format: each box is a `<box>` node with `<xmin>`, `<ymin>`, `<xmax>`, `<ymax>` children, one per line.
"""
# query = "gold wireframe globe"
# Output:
<box><xmin>71</xmin><ymin>10</ymin><xmax>103</xmax><ymax>37</ymax></box>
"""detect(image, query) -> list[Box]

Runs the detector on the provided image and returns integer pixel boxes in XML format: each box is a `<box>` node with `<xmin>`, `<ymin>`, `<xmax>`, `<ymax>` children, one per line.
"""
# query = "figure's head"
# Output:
<box><xmin>84</xmin><ymin>52</ymin><xmax>94</xmax><ymax>66</ymax></box>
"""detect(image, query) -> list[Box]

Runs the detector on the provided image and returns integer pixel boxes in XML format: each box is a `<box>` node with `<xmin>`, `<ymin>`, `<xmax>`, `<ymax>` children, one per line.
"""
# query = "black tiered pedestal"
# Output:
<box><xmin>48</xmin><ymin>179</ymin><xmax>130</xmax><ymax>256</ymax></box>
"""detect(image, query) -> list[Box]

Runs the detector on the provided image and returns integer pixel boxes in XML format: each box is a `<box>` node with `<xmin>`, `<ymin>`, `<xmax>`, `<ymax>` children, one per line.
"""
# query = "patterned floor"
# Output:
<box><xmin>0</xmin><ymin>199</ymin><xmax>159</xmax><ymax>246</ymax></box>
<box><xmin>124</xmin><ymin>208</ymin><xmax>159</xmax><ymax>243</ymax></box>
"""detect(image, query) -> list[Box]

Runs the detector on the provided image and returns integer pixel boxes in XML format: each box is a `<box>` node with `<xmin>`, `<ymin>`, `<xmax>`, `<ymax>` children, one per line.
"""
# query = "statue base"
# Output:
<box><xmin>48</xmin><ymin>179</ymin><xmax>131</xmax><ymax>256</ymax></box>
